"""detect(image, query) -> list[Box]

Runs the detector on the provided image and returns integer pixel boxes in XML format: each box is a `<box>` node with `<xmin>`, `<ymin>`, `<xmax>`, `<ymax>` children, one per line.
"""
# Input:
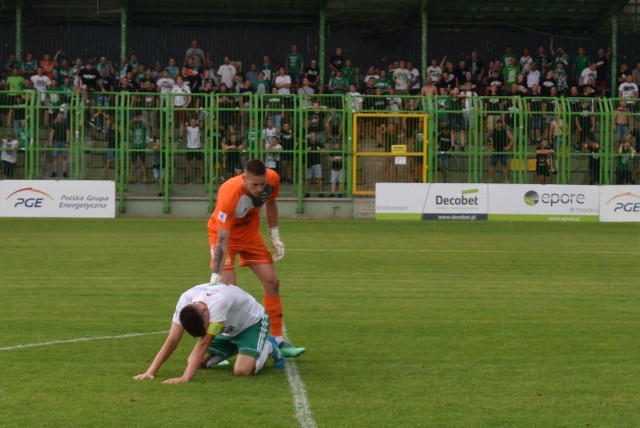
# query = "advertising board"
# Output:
<box><xmin>0</xmin><ymin>180</ymin><xmax>116</xmax><ymax>218</ymax></box>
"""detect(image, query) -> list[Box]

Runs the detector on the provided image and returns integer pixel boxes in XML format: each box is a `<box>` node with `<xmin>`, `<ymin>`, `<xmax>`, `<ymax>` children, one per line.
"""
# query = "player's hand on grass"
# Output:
<box><xmin>133</xmin><ymin>372</ymin><xmax>155</xmax><ymax>380</ymax></box>
<box><xmin>269</xmin><ymin>227</ymin><xmax>285</xmax><ymax>261</ymax></box>
<box><xmin>163</xmin><ymin>377</ymin><xmax>189</xmax><ymax>384</ymax></box>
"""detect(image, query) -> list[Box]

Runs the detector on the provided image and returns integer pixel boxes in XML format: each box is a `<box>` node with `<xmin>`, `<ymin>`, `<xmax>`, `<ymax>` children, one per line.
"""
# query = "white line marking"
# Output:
<box><xmin>0</xmin><ymin>330</ymin><xmax>168</xmax><ymax>352</ymax></box>
<box><xmin>3</xmin><ymin>328</ymin><xmax>318</xmax><ymax>427</ymax></box>
<box><xmin>283</xmin><ymin>327</ymin><xmax>316</xmax><ymax>428</ymax></box>
<box><xmin>285</xmin><ymin>357</ymin><xmax>317</xmax><ymax>428</ymax></box>
<box><xmin>291</xmin><ymin>248</ymin><xmax>638</xmax><ymax>255</ymax></box>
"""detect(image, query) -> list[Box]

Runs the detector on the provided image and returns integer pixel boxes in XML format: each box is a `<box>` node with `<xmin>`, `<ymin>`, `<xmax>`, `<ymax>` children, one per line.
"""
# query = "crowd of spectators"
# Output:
<box><xmin>1</xmin><ymin>37</ymin><xmax>639</xmax><ymax>186</ymax></box>
<box><xmin>1</xmin><ymin>38</ymin><xmax>628</xmax><ymax>108</ymax></box>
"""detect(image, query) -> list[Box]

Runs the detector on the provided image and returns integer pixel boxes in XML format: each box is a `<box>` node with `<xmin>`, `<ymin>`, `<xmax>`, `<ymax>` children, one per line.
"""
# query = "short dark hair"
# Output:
<box><xmin>245</xmin><ymin>159</ymin><xmax>267</xmax><ymax>176</ymax></box>
<box><xmin>179</xmin><ymin>304</ymin><xmax>206</xmax><ymax>337</ymax></box>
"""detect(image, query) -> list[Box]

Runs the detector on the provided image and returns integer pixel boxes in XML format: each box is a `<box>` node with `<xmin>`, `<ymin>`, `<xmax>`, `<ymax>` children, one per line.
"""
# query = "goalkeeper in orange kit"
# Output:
<box><xmin>207</xmin><ymin>159</ymin><xmax>305</xmax><ymax>358</ymax></box>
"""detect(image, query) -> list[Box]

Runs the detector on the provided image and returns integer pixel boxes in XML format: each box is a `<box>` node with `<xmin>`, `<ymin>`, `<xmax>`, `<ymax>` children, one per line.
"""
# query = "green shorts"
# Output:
<box><xmin>208</xmin><ymin>313</ymin><xmax>270</xmax><ymax>359</ymax></box>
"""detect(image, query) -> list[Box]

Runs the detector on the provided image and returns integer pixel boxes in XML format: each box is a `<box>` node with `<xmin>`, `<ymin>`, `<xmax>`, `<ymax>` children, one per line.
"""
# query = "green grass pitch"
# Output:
<box><xmin>1</xmin><ymin>218</ymin><xmax>639</xmax><ymax>427</ymax></box>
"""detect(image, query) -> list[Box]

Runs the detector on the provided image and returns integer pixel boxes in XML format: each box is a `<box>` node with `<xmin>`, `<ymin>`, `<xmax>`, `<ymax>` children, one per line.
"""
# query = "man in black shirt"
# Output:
<box><xmin>304</xmin><ymin>59</ymin><xmax>320</xmax><ymax>92</ymax></box>
<box><xmin>594</xmin><ymin>47</ymin><xmax>611</xmax><ymax>97</ymax></box>
<box><xmin>484</xmin><ymin>69</ymin><xmax>504</xmax><ymax>95</ymax></box>
<box><xmin>80</xmin><ymin>62</ymin><xmax>100</xmax><ymax>105</ymax></box>
<box><xmin>488</xmin><ymin>119</ymin><xmax>514</xmax><ymax>183</ymax></box>
<box><xmin>48</xmin><ymin>112</ymin><xmax>70</xmax><ymax>178</ymax></box>
<box><xmin>329</xmin><ymin>47</ymin><xmax>344</xmax><ymax>77</ymax></box>
<box><xmin>304</xmin><ymin>131</ymin><xmax>324</xmax><ymax>197</ymax></box>
<box><xmin>95</xmin><ymin>67</ymin><xmax>114</xmax><ymax>111</ymax></box>
<box><xmin>437</xmin><ymin>123</ymin><xmax>454</xmax><ymax>183</ymax></box>
<box><xmin>536</xmin><ymin>138</ymin><xmax>554</xmax><ymax>184</ymax></box>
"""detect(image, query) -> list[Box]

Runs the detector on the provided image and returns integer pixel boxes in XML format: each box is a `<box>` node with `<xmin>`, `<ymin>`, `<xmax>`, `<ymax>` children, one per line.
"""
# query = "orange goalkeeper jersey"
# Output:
<box><xmin>207</xmin><ymin>169</ymin><xmax>280</xmax><ymax>245</ymax></box>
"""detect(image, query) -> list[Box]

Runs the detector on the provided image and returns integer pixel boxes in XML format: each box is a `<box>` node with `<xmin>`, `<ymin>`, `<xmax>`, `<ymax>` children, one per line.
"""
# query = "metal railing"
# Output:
<box><xmin>0</xmin><ymin>90</ymin><xmax>637</xmax><ymax>213</ymax></box>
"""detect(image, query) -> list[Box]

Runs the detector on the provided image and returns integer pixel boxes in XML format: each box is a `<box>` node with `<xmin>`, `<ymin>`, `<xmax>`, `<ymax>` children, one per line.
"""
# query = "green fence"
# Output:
<box><xmin>0</xmin><ymin>90</ymin><xmax>637</xmax><ymax>213</ymax></box>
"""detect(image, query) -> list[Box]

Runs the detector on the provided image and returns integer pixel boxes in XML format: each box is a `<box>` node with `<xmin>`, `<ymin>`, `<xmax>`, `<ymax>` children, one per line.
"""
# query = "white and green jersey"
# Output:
<box><xmin>56</xmin><ymin>67</ymin><xmax>71</xmax><ymax>85</ymax></box>
<box><xmin>348</xmin><ymin>91</ymin><xmax>363</xmax><ymax>112</ymax></box>
<box><xmin>554</xmin><ymin>54</ymin><xmax>569</xmax><ymax>70</ymax></box>
<box><xmin>186</xmin><ymin>125</ymin><xmax>201</xmax><ymax>149</ymax></box>
<box><xmin>17</xmin><ymin>127</ymin><xmax>31</xmax><ymax>148</ymax></box>
<box><xmin>30</xmin><ymin>74</ymin><xmax>51</xmax><ymax>92</ymax></box>
<box><xmin>46</xmin><ymin>88</ymin><xmax>62</xmax><ymax>107</ymax></box>
<box><xmin>262</xmin><ymin>126</ymin><xmax>278</xmax><ymax>145</ymax></box>
<box><xmin>131</xmin><ymin>125</ymin><xmax>148</xmax><ymax>149</ymax></box>
<box><xmin>96</xmin><ymin>63</ymin><xmax>112</xmax><ymax>77</ymax></box>
<box><xmin>376</xmin><ymin>77</ymin><xmax>393</xmax><ymax>93</ymax></box>
<box><xmin>1</xmin><ymin>138</ymin><xmax>19</xmax><ymax>163</ymax></box>
<box><xmin>254</xmin><ymin>80</ymin><xmax>270</xmax><ymax>95</ymax></box>
<box><xmin>427</xmin><ymin>65</ymin><xmax>442</xmax><ymax>82</ymax></box>
<box><xmin>245</xmin><ymin>128</ymin><xmax>258</xmax><ymax>151</ymax></box>
<box><xmin>172</xmin><ymin>283</ymin><xmax>265</xmax><ymax>337</ymax></box>
<box><xmin>503</xmin><ymin>65</ymin><xmax>520</xmax><ymax>86</ymax></box>
<box><xmin>393</xmin><ymin>68</ymin><xmax>411</xmax><ymax>90</ymax></box>
<box><xmin>260</xmin><ymin>64</ymin><xmax>277</xmax><ymax>82</ymax></box>
<box><xmin>157</xmin><ymin>77</ymin><xmax>175</xmax><ymax>94</ymax></box>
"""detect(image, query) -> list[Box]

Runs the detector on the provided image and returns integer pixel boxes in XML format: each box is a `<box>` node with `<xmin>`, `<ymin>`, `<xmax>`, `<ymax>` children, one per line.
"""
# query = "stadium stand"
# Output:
<box><xmin>0</xmin><ymin>0</ymin><xmax>638</xmax><ymax>213</ymax></box>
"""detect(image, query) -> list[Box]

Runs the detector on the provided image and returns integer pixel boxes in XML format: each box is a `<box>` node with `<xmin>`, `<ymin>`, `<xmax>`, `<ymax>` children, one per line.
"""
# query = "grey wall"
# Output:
<box><xmin>2</xmin><ymin>23</ymin><xmax>639</xmax><ymax>76</ymax></box>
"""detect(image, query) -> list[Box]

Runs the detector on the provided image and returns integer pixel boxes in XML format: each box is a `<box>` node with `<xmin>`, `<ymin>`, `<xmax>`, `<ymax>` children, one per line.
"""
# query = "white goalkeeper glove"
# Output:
<box><xmin>269</xmin><ymin>227</ymin><xmax>285</xmax><ymax>262</ymax></box>
<box><xmin>210</xmin><ymin>272</ymin><xmax>221</xmax><ymax>284</ymax></box>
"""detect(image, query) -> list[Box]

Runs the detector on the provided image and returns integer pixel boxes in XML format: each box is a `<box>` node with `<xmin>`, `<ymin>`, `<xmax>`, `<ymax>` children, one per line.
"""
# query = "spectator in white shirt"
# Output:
<box><xmin>407</xmin><ymin>62</ymin><xmax>421</xmax><ymax>95</ymax></box>
<box><xmin>217</xmin><ymin>56</ymin><xmax>237</xmax><ymax>88</ymax></box>
<box><xmin>171</xmin><ymin>76</ymin><xmax>191</xmax><ymax>139</ymax></box>
<box><xmin>526</xmin><ymin>63</ymin><xmax>541</xmax><ymax>88</ymax></box>
<box><xmin>393</xmin><ymin>61</ymin><xmax>411</xmax><ymax>95</ymax></box>
<box><xmin>275</xmin><ymin>67</ymin><xmax>292</xmax><ymax>95</ymax></box>
<box><xmin>156</xmin><ymin>69</ymin><xmax>175</xmax><ymax>94</ymax></box>
<box><xmin>579</xmin><ymin>62</ymin><xmax>598</xmax><ymax>86</ymax></box>
<box><xmin>427</xmin><ymin>56</ymin><xmax>446</xmax><ymax>82</ymax></box>
<box><xmin>519</xmin><ymin>48</ymin><xmax>534</xmax><ymax>73</ymax></box>
<box><xmin>30</xmin><ymin>67</ymin><xmax>51</xmax><ymax>102</ymax></box>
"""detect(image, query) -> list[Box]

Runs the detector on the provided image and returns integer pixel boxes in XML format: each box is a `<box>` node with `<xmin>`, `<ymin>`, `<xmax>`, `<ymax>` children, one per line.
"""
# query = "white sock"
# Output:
<box><xmin>254</xmin><ymin>340</ymin><xmax>272</xmax><ymax>374</ymax></box>
<box><xmin>274</xmin><ymin>335</ymin><xmax>284</xmax><ymax>345</ymax></box>
<box><xmin>205</xmin><ymin>354</ymin><xmax>224</xmax><ymax>368</ymax></box>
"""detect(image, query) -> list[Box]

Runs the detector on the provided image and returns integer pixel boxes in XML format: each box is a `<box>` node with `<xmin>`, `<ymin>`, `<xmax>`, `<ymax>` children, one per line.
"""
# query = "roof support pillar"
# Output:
<box><xmin>121</xmin><ymin>2</ymin><xmax>128</xmax><ymax>62</ymax></box>
<box><xmin>610</xmin><ymin>15</ymin><xmax>618</xmax><ymax>98</ymax></box>
<box><xmin>319</xmin><ymin>3</ymin><xmax>326</xmax><ymax>90</ymax></box>
<box><xmin>16</xmin><ymin>0</ymin><xmax>23</xmax><ymax>61</ymax></box>
<box><xmin>421</xmin><ymin>0</ymin><xmax>428</xmax><ymax>86</ymax></box>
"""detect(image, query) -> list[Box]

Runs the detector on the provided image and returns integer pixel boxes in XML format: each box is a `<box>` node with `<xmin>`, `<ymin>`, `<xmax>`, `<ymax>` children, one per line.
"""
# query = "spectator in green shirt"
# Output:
<box><xmin>502</xmin><ymin>58</ymin><xmax>520</xmax><ymax>94</ymax></box>
<box><xmin>4</xmin><ymin>53</ymin><xmax>22</xmax><ymax>76</ymax></box>
<box><xmin>572</xmin><ymin>47</ymin><xmax>589</xmax><ymax>85</ymax></box>
<box><xmin>375</xmin><ymin>70</ymin><xmax>393</xmax><ymax>94</ymax></box>
<box><xmin>342</xmin><ymin>59</ymin><xmax>356</xmax><ymax>87</ymax></box>
<box><xmin>6</xmin><ymin>67</ymin><xmax>25</xmax><ymax>94</ymax></box>
<box><xmin>329</xmin><ymin>70</ymin><xmax>348</xmax><ymax>95</ymax></box>
<box><xmin>285</xmin><ymin>44</ymin><xmax>304</xmax><ymax>90</ymax></box>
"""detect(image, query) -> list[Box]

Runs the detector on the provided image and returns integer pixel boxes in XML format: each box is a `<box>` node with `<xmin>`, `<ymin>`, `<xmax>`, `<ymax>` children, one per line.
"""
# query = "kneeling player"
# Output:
<box><xmin>133</xmin><ymin>282</ymin><xmax>284</xmax><ymax>384</ymax></box>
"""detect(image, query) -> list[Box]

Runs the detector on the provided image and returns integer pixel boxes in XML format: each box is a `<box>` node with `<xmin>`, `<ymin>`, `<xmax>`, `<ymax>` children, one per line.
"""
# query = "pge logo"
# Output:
<box><xmin>5</xmin><ymin>187</ymin><xmax>54</xmax><ymax>208</ymax></box>
<box><xmin>606</xmin><ymin>192</ymin><xmax>640</xmax><ymax>213</ymax></box>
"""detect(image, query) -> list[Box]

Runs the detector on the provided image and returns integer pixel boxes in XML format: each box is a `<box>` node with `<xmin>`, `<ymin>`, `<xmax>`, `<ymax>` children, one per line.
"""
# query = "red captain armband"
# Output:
<box><xmin>206</xmin><ymin>322</ymin><xmax>223</xmax><ymax>336</ymax></box>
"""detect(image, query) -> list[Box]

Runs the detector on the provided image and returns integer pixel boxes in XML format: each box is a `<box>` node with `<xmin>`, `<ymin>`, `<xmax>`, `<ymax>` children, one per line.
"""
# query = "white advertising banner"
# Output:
<box><xmin>599</xmin><ymin>186</ymin><xmax>640</xmax><ymax>222</ymax></box>
<box><xmin>375</xmin><ymin>183</ymin><xmax>488</xmax><ymax>220</ymax></box>
<box><xmin>0</xmin><ymin>180</ymin><xmax>116</xmax><ymax>218</ymax></box>
<box><xmin>421</xmin><ymin>183</ymin><xmax>488</xmax><ymax>220</ymax></box>
<box><xmin>375</xmin><ymin>183</ymin><xmax>430</xmax><ymax>220</ymax></box>
<box><xmin>488</xmin><ymin>184</ymin><xmax>599</xmax><ymax>222</ymax></box>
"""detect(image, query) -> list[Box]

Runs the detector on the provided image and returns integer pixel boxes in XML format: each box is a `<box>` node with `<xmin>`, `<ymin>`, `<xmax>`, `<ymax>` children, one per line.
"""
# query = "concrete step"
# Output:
<box><xmin>353</xmin><ymin>197</ymin><xmax>375</xmax><ymax>220</ymax></box>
